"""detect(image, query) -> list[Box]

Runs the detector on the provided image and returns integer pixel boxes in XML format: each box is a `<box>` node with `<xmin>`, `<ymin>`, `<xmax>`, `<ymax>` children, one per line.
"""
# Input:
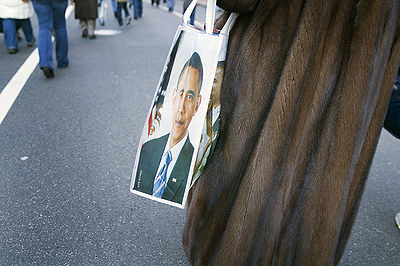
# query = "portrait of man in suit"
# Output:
<box><xmin>133</xmin><ymin>52</ymin><xmax>203</xmax><ymax>204</ymax></box>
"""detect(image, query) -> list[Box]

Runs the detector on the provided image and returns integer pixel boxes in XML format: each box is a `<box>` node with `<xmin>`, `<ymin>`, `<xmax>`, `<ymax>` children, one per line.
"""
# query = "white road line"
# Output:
<box><xmin>0</xmin><ymin>5</ymin><xmax>74</xmax><ymax>125</ymax></box>
<box><xmin>0</xmin><ymin>49</ymin><xmax>39</xmax><ymax>125</ymax></box>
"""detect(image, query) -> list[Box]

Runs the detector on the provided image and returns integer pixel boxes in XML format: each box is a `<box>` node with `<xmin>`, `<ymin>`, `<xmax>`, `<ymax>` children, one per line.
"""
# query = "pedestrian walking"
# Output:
<box><xmin>72</xmin><ymin>0</ymin><xmax>98</xmax><ymax>39</ymax></box>
<box><xmin>0</xmin><ymin>0</ymin><xmax>35</xmax><ymax>54</ymax></box>
<box><xmin>116</xmin><ymin>0</ymin><xmax>131</xmax><ymax>29</ymax></box>
<box><xmin>31</xmin><ymin>0</ymin><xmax>69</xmax><ymax>78</ymax></box>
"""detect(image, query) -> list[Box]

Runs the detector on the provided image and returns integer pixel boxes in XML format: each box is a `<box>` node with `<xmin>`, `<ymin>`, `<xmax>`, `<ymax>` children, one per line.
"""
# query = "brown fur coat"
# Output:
<box><xmin>183</xmin><ymin>0</ymin><xmax>400</xmax><ymax>265</ymax></box>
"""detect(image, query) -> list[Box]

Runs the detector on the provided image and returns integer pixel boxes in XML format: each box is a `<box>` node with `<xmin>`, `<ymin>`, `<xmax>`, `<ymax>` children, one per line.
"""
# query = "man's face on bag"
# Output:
<box><xmin>170</xmin><ymin>66</ymin><xmax>202</xmax><ymax>148</ymax></box>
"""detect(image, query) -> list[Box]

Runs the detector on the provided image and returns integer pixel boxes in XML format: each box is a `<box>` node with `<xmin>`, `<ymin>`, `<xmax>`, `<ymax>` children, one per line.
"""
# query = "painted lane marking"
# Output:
<box><xmin>0</xmin><ymin>49</ymin><xmax>39</xmax><ymax>125</ymax></box>
<box><xmin>0</xmin><ymin>5</ymin><xmax>74</xmax><ymax>125</ymax></box>
<box><xmin>94</xmin><ymin>29</ymin><xmax>122</xmax><ymax>36</ymax></box>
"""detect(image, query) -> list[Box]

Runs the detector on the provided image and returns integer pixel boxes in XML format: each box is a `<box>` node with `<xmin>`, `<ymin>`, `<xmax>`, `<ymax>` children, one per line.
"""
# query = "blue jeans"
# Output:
<box><xmin>167</xmin><ymin>0</ymin><xmax>175</xmax><ymax>11</ymax></box>
<box><xmin>32</xmin><ymin>0</ymin><xmax>69</xmax><ymax>70</ymax></box>
<box><xmin>111</xmin><ymin>0</ymin><xmax>117</xmax><ymax>12</ymax></box>
<box><xmin>2</xmin><ymin>18</ymin><xmax>34</xmax><ymax>50</ymax></box>
<box><xmin>133</xmin><ymin>0</ymin><xmax>143</xmax><ymax>18</ymax></box>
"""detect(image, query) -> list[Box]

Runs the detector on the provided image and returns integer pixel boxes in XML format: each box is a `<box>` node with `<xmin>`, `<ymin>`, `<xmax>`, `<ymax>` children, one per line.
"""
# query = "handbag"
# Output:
<box><xmin>98</xmin><ymin>0</ymin><xmax>106</xmax><ymax>26</ymax></box>
<box><xmin>130</xmin><ymin>0</ymin><xmax>237</xmax><ymax>208</ymax></box>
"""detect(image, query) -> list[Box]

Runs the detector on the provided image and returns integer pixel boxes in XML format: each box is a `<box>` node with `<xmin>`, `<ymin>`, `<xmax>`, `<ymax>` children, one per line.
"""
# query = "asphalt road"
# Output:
<box><xmin>0</xmin><ymin>1</ymin><xmax>399</xmax><ymax>265</ymax></box>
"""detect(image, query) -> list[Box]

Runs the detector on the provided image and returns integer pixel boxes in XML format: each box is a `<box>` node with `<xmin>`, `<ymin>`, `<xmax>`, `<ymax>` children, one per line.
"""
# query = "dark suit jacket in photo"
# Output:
<box><xmin>133</xmin><ymin>134</ymin><xmax>194</xmax><ymax>204</ymax></box>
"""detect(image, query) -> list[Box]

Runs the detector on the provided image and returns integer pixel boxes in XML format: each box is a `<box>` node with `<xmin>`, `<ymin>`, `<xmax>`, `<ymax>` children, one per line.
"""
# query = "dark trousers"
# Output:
<box><xmin>117</xmin><ymin>2</ymin><xmax>130</xmax><ymax>26</ymax></box>
<box><xmin>384</xmin><ymin>88</ymin><xmax>400</xmax><ymax>139</ymax></box>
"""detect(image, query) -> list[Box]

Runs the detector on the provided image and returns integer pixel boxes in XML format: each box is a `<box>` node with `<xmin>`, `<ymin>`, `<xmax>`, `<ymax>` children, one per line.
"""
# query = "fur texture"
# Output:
<box><xmin>183</xmin><ymin>0</ymin><xmax>400</xmax><ymax>265</ymax></box>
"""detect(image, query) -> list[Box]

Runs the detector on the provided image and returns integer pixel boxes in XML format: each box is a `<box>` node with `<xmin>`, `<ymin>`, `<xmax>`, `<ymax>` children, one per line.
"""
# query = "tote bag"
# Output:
<box><xmin>130</xmin><ymin>0</ymin><xmax>237</xmax><ymax>208</ymax></box>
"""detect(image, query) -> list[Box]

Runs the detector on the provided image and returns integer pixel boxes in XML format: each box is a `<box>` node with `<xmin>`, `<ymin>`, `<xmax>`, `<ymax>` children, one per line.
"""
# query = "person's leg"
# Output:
<box><xmin>80</xmin><ymin>19</ymin><xmax>88</xmax><ymax>37</ymax></box>
<box><xmin>88</xmin><ymin>19</ymin><xmax>96</xmax><ymax>39</ymax></box>
<box><xmin>117</xmin><ymin>3</ymin><xmax>123</xmax><ymax>27</ymax></box>
<box><xmin>138</xmin><ymin>0</ymin><xmax>143</xmax><ymax>17</ymax></box>
<box><xmin>123</xmin><ymin>3</ymin><xmax>130</xmax><ymax>18</ymax></box>
<box><xmin>167</xmin><ymin>0</ymin><xmax>175</xmax><ymax>12</ymax></box>
<box><xmin>123</xmin><ymin>3</ymin><xmax>131</xmax><ymax>24</ymax></box>
<box><xmin>383</xmin><ymin>88</ymin><xmax>400</xmax><ymax>139</ymax></box>
<box><xmin>2</xmin><ymin>18</ymin><xmax>18</xmax><ymax>52</ymax></box>
<box><xmin>18</xmin><ymin>18</ymin><xmax>34</xmax><ymax>45</ymax></box>
<box><xmin>51</xmin><ymin>0</ymin><xmax>69</xmax><ymax>68</ymax></box>
<box><xmin>32</xmin><ymin>1</ymin><xmax>54</xmax><ymax>70</ymax></box>
<box><xmin>111</xmin><ymin>0</ymin><xmax>117</xmax><ymax>18</ymax></box>
<box><xmin>133</xmin><ymin>0</ymin><xmax>139</xmax><ymax>19</ymax></box>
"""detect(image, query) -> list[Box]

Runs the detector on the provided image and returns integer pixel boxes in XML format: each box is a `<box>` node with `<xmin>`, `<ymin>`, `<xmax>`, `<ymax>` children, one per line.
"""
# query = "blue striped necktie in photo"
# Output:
<box><xmin>152</xmin><ymin>150</ymin><xmax>172</xmax><ymax>198</ymax></box>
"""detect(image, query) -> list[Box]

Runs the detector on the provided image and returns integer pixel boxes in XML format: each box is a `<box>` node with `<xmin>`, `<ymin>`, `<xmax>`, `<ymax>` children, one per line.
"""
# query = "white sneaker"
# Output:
<box><xmin>125</xmin><ymin>16</ymin><xmax>131</xmax><ymax>25</ymax></box>
<box><xmin>395</xmin><ymin>212</ymin><xmax>400</xmax><ymax>230</ymax></box>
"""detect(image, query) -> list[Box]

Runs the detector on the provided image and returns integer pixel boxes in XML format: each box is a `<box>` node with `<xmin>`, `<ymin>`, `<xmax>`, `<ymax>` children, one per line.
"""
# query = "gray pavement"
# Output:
<box><xmin>0</xmin><ymin>1</ymin><xmax>399</xmax><ymax>265</ymax></box>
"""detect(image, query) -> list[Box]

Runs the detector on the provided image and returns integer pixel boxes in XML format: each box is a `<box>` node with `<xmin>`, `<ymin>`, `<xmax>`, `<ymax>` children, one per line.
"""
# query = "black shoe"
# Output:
<box><xmin>82</xmin><ymin>29</ymin><xmax>88</xmax><ymax>38</ymax></box>
<box><xmin>89</xmin><ymin>34</ymin><xmax>96</xmax><ymax>39</ymax></box>
<box><xmin>27</xmin><ymin>37</ymin><xmax>36</xmax><ymax>47</ymax></box>
<box><xmin>8</xmin><ymin>48</ymin><xmax>18</xmax><ymax>54</ymax></box>
<box><xmin>41</xmin><ymin>67</ymin><xmax>54</xmax><ymax>78</ymax></box>
<box><xmin>134</xmin><ymin>16</ymin><xmax>138</xmax><ymax>20</ymax></box>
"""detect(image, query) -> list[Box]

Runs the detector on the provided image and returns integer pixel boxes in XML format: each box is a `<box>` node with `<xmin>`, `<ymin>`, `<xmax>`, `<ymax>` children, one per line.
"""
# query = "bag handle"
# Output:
<box><xmin>183</xmin><ymin>0</ymin><xmax>237</xmax><ymax>34</ymax></box>
<box><xmin>182</xmin><ymin>0</ymin><xmax>215</xmax><ymax>33</ymax></box>
<box><xmin>182</xmin><ymin>0</ymin><xmax>198</xmax><ymax>25</ymax></box>
<box><xmin>205</xmin><ymin>0</ymin><xmax>216</xmax><ymax>34</ymax></box>
<box><xmin>220</xmin><ymin>13</ymin><xmax>239</xmax><ymax>35</ymax></box>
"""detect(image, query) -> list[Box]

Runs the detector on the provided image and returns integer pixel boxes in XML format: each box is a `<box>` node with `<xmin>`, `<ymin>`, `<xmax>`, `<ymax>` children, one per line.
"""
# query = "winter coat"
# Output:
<box><xmin>0</xmin><ymin>0</ymin><xmax>33</xmax><ymax>19</ymax></box>
<box><xmin>183</xmin><ymin>0</ymin><xmax>400</xmax><ymax>265</ymax></box>
<box><xmin>74</xmin><ymin>0</ymin><xmax>98</xmax><ymax>19</ymax></box>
